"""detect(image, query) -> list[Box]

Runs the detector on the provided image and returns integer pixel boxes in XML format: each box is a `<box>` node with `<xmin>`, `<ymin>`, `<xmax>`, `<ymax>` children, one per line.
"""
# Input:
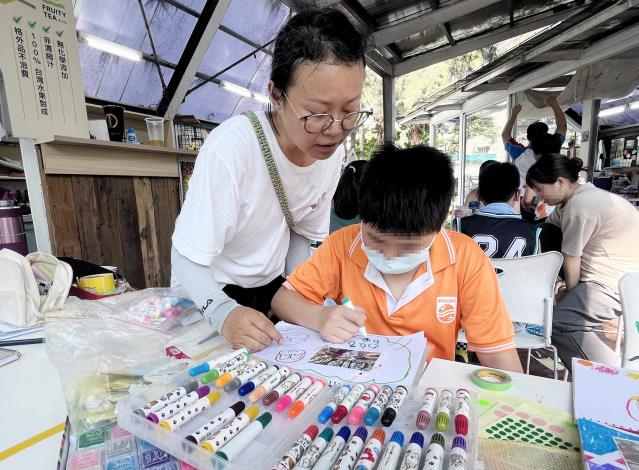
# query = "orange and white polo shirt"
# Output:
<box><xmin>284</xmin><ymin>224</ymin><xmax>515</xmax><ymax>362</ymax></box>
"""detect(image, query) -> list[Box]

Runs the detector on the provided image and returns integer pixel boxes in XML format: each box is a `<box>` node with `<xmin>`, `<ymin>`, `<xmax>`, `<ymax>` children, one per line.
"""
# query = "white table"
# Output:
<box><xmin>0</xmin><ymin>333</ymin><xmax>67</xmax><ymax>468</ymax></box>
<box><xmin>420</xmin><ymin>358</ymin><xmax>573</xmax><ymax>412</ymax></box>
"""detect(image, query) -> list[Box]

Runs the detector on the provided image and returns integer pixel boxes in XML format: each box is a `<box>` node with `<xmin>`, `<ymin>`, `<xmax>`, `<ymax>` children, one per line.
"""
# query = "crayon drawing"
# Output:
<box><xmin>274</xmin><ymin>350</ymin><xmax>306</xmax><ymax>363</ymax></box>
<box><xmin>309</xmin><ymin>347</ymin><xmax>380</xmax><ymax>371</ymax></box>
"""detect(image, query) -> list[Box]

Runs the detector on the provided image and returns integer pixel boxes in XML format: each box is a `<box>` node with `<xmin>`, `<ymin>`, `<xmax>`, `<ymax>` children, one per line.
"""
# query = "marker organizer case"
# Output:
<box><xmin>117</xmin><ymin>351</ymin><xmax>477</xmax><ymax>470</ymax></box>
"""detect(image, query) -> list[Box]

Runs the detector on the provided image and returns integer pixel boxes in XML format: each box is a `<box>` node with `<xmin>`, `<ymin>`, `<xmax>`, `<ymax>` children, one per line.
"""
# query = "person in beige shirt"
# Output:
<box><xmin>527</xmin><ymin>154</ymin><xmax>639</xmax><ymax>371</ymax></box>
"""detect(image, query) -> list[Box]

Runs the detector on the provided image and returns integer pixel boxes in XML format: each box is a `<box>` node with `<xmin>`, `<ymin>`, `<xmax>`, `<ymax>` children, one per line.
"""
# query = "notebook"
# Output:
<box><xmin>0</xmin><ymin>347</ymin><xmax>20</xmax><ymax>367</ymax></box>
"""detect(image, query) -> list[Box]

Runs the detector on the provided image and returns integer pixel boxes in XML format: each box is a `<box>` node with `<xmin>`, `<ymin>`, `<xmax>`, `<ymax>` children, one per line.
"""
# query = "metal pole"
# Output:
<box><xmin>382</xmin><ymin>74</ymin><xmax>395</xmax><ymax>144</ymax></box>
<box><xmin>581</xmin><ymin>99</ymin><xmax>601</xmax><ymax>182</ymax></box>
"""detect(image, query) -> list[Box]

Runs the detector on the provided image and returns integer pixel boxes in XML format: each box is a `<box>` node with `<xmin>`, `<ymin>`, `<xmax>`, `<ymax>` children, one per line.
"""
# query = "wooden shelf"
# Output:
<box><xmin>0</xmin><ymin>176</ymin><xmax>26</xmax><ymax>180</ymax></box>
<box><xmin>38</xmin><ymin>136</ymin><xmax>197</xmax><ymax>178</ymax></box>
<box><xmin>604</xmin><ymin>166</ymin><xmax>639</xmax><ymax>174</ymax></box>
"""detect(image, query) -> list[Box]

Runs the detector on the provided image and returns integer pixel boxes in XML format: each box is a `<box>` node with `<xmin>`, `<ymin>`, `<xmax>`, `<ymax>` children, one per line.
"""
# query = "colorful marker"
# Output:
<box><xmin>185</xmin><ymin>401</ymin><xmax>245</xmax><ymax>445</ymax></box>
<box><xmin>275</xmin><ymin>376</ymin><xmax>314</xmax><ymax>412</ymax></box>
<box><xmin>398</xmin><ymin>432</ymin><xmax>423</xmax><ymax>470</ymax></box>
<box><xmin>448</xmin><ymin>436</ymin><xmax>467</xmax><ymax>470</ymax></box>
<box><xmin>454</xmin><ymin>389</ymin><xmax>471</xmax><ymax>436</ymax></box>
<box><xmin>423</xmin><ymin>433</ymin><xmax>445</xmax><ymax>470</ymax></box>
<box><xmin>239</xmin><ymin>364</ymin><xmax>279</xmax><ymax>396</ymax></box>
<box><xmin>364</xmin><ymin>385</ymin><xmax>392</xmax><ymax>426</ymax></box>
<box><xmin>332</xmin><ymin>426</ymin><xmax>368</xmax><ymax>470</ymax></box>
<box><xmin>377</xmin><ymin>431</ymin><xmax>404</xmax><ymax>470</ymax></box>
<box><xmin>199</xmin><ymin>352</ymin><xmax>250</xmax><ymax>383</ymax></box>
<box><xmin>318</xmin><ymin>385</ymin><xmax>351</xmax><ymax>424</ymax></box>
<box><xmin>381</xmin><ymin>385</ymin><xmax>408</xmax><ymax>427</ymax></box>
<box><xmin>289</xmin><ymin>379</ymin><xmax>326</xmax><ymax>418</ymax></box>
<box><xmin>215</xmin><ymin>412</ymin><xmax>272</xmax><ymax>462</ymax></box>
<box><xmin>134</xmin><ymin>381</ymin><xmax>198</xmax><ymax>418</ymax></box>
<box><xmin>159</xmin><ymin>391</ymin><xmax>221</xmax><ymax>431</ymax></box>
<box><xmin>215</xmin><ymin>360</ymin><xmax>255</xmax><ymax>388</ymax></box>
<box><xmin>332</xmin><ymin>384</ymin><xmax>365</xmax><ymax>424</ymax></box>
<box><xmin>201</xmin><ymin>405</ymin><xmax>260</xmax><ymax>452</ymax></box>
<box><xmin>292</xmin><ymin>427</ymin><xmax>334</xmax><ymax>470</ymax></box>
<box><xmin>313</xmin><ymin>426</ymin><xmax>351</xmax><ymax>470</ymax></box>
<box><xmin>272</xmin><ymin>425</ymin><xmax>319</xmax><ymax>470</ymax></box>
<box><xmin>226</xmin><ymin>360</ymin><xmax>268</xmax><ymax>392</ymax></box>
<box><xmin>349</xmin><ymin>384</ymin><xmax>379</xmax><ymax>425</ymax></box>
<box><xmin>249</xmin><ymin>367</ymin><xmax>290</xmax><ymax>402</ymax></box>
<box><xmin>435</xmin><ymin>390</ymin><xmax>453</xmax><ymax>432</ymax></box>
<box><xmin>342</xmin><ymin>297</ymin><xmax>367</xmax><ymax>338</ymax></box>
<box><xmin>148</xmin><ymin>385</ymin><xmax>210</xmax><ymax>423</ymax></box>
<box><xmin>263</xmin><ymin>372</ymin><xmax>302</xmax><ymax>406</ymax></box>
<box><xmin>354</xmin><ymin>428</ymin><xmax>385</xmax><ymax>470</ymax></box>
<box><xmin>189</xmin><ymin>348</ymin><xmax>249</xmax><ymax>377</ymax></box>
<box><xmin>416</xmin><ymin>388</ymin><xmax>438</xmax><ymax>430</ymax></box>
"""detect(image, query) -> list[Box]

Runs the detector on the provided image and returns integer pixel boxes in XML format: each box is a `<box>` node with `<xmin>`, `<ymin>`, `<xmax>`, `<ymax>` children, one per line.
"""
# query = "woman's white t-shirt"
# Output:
<box><xmin>172</xmin><ymin>111</ymin><xmax>343</xmax><ymax>288</ymax></box>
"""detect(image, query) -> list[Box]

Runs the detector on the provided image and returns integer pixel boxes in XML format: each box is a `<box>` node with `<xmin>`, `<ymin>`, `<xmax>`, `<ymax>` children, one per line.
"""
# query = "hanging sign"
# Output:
<box><xmin>0</xmin><ymin>0</ymin><xmax>89</xmax><ymax>140</ymax></box>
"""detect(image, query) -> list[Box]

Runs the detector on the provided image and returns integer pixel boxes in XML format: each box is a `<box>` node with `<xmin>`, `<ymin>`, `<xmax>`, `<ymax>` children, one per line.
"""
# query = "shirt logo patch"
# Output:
<box><xmin>436</xmin><ymin>297</ymin><xmax>457</xmax><ymax>324</ymax></box>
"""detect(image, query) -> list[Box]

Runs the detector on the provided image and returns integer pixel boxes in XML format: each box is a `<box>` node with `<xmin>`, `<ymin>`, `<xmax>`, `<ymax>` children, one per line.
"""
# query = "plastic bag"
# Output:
<box><xmin>45</xmin><ymin>288</ymin><xmax>201</xmax><ymax>435</ymax></box>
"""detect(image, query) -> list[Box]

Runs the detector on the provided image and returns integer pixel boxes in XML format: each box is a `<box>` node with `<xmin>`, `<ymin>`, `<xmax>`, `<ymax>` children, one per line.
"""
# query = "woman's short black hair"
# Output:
<box><xmin>270</xmin><ymin>8</ymin><xmax>366</xmax><ymax>96</ymax></box>
<box><xmin>526</xmin><ymin>154</ymin><xmax>583</xmax><ymax>187</ymax></box>
<box><xmin>333</xmin><ymin>160</ymin><xmax>367</xmax><ymax>220</ymax></box>
<box><xmin>479</xmin><ymin>162</ymin><xmax>520</xmax><ymax>204</ymax></box>
<box><xmin>358</xmin><ymin>145</ymin><xmax>454</xmax><ymax>235</ymax></box>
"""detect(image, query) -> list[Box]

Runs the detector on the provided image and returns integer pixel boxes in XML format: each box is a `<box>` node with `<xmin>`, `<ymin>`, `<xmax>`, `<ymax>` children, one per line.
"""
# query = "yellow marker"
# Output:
<box><xmin>200</xmin><ymin>406</ymin><xmax>259</xmax><ymax>452</ymax></box>
<box><xmin>159</xmin><ymin>391</ymin><xmax>221</xmax><ymax>431</ymax></box>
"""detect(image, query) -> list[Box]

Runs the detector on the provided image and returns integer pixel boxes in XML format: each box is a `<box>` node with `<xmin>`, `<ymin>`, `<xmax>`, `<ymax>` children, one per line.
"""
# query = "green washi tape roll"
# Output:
<box><xmin>471</xmin><ymin>368</ymin><xmax>512</xmax><ymax>391</ymax></box>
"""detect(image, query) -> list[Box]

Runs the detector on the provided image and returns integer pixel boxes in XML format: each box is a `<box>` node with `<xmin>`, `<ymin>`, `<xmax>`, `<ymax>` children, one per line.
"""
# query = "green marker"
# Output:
<box><xmin>342</xmin><ymin>297</ymin><xmax>367</xmax><ymax>338</ymax></box>
<box><xmin>215</xmin><ymin>412</ymin><xmax>272</xmax><ymax>461</ymax></box>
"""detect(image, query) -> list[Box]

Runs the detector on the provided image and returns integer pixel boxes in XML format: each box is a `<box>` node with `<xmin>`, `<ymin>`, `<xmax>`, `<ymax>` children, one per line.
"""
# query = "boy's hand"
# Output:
<box><xmin>221</xmin><ymin>306</ymin><xmax>283</xmax><ymax>352</ymax></box>
<box><xmin>511</xmin><ymin>103</ymin><xmax>522</xmax><ymax>116</ymax></box>
<box><xmin>545</xmin><ymin>96</ymin><xmax>560</xmax><ymax>108</ymax></box>
<box><xmin>318</xmin><ymin>305</ymin><xmax>367</xmax><ymax>343</ymax></box>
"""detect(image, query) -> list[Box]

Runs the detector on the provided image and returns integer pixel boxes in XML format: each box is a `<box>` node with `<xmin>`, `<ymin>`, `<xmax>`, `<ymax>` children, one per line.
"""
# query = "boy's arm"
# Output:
<box><xmin>546</xmin><ymin>96</ymin><xmax>567</xmax><ymax>136</ymax></box>
<box><xmin>501</xmin><ymin>103</ymin><xmax>522</xmax><ymax>145</ymax></box>
<box><xmin>477</xmin><ymin>350</ymin><xmax>523</xmax><ymax>373</ymax></box>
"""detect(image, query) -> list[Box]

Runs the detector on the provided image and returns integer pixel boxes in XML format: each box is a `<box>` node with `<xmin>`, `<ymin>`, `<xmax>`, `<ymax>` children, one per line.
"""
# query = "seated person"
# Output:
<box><xmin>330</xmin><ymin>160</ymin><xmax>367</xmax><ymax>233</ymax></box>
<box><xmin>272</xmin><ymin>145</ymin><xmax>523</xmax><ymax>372</ymax></box>
<box><xmin>456</xmin><ymin>162</ymin><xmax>540</xmax><ymax>258</ymax></box>
<box><xmin>527</xmin><ymin>154</ymin><xmax>639</xmax><ymax>371</ymax></box>
<box><xmin>453</xmin><ymin>160</ymin><xmax>497</xmax><ymax>218</ymax></box>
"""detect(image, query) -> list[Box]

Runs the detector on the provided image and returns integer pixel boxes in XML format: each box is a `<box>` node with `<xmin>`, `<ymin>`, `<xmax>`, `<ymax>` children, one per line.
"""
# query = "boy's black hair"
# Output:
<box><xmin>531</xmin><ymin>133</ymin><xmax>562</xmax><ymax>155</ymax></box>
<box><xmin>478</xmin><ymin>162</ymin><xmax>520</xmax><ymax>204</ymax></box>
<box><xmin>527</xmin><ymin>121</ymin><xmax>549</xmax><ymax>142</ymax></box>
<box><xmin>270</xmin><ymin>8</ymin><xmax>366</xmax><ymax>96</ymax></box>
<box><xmin>333</xmin><ymin>160</ymin><xmax>367</xmax><ymax>219</ymax></box>
<box><xmin>358</xmin><ymin>145</ymin><xmax>454</xmax><ymax>234</ymax></box>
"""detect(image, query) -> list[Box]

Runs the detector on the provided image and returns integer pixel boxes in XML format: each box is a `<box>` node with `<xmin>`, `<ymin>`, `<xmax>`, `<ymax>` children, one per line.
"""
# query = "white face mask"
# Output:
<box><xmin>361</xmin><ymin>235</ymin><xmax>436</xmax><ymax>275</ymax></box>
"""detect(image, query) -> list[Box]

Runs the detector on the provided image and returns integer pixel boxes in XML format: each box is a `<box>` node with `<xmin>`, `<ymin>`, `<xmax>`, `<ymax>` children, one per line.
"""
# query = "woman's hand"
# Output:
<box><xmin>221</xmin><ymin>306</ymin><xmax>283</xmax><ymax>352</ymax></box>
<box><xmin>318</xmin><ymin>305</ymin><xmax>367</xmax><ymax>343</ymax></box>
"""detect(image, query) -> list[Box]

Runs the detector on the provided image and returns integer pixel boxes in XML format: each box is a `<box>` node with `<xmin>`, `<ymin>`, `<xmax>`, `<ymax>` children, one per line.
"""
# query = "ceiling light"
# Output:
<box><xmin>80</xmin><ymin>32</ymin><xmax>142</xmax><ymax>61</ymax></box>
<box><xmin>630</xmin><ymin>101</ymin><xmax>639</xmax><ymax>110</ymax></box>
<box><xmin>219</xmin><ymin>80</ymin><xmax>252</xmax><ymax>98</ymax></box>
<box><xmin>599</xmin><ymin>105</ymin><xmax>626</xmax><ymax>117</ymax></box>
<box><xmin>252</xmin><ymin>92</ymin><xmax>270</xmax><ymax>104</ymax></box>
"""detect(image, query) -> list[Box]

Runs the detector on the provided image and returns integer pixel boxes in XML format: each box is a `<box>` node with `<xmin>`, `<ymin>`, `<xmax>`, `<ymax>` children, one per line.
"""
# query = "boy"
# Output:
<box><xmin>456</xmin><ymin>162</ymin><xmax>540</xmax><ymax>258</ymax></box>
<box><xmin>272</xmin><ymin>145</ymin><xmax>522</xmax><ymax>372</ymax></box>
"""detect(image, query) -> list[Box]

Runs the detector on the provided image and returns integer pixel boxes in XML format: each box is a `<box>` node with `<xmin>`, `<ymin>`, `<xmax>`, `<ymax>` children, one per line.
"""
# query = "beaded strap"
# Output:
<box><xmin>243</xmin><ymin>111</ymin><xmax>295</xmax><ymax>229</ymax></box>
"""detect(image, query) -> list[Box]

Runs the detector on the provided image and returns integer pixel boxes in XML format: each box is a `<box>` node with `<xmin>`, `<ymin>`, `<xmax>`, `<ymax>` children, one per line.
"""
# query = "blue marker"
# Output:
<box><xmin>238</xmin><ymin>364</ymin><xmax>279</xmax><ymax>396</ymax></box>
<box><xmin>318</xmin><ymin>385</ymin><xmax>351</xmax><ymax>424</ymax></box>
<box><xmin>364</xmin><ymin>385</ymin><xmax>392</xmax><ymax>426</ymax></box>
<box><xmin>377</xmin><ymin>431</ymin><xmax>404</xmax><ymax>470</ymax></box>
<box><xmin>188</xmin><ymin>348</ymin><xmax>248</xmax><ymax>377</ymax></box>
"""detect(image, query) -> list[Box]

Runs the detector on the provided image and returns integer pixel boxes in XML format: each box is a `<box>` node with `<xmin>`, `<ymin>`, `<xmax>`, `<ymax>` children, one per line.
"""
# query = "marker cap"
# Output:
<box><xmin>380</xmin><ymin>408</ymin><xmax>397</xmax><ymax>427</ymax></box>
<box><xmin>288</xmin><ymin>401</ymin><xmax>305</xmax><ymax>418</ymax></box>
<box><xmin>336</xmin><ymin>426</ymin><xmax>351</xmax><ymax>441</ymax></box>
<box><xmin>183</xmin><ymin>381</ymin><xmax>199</xmax><ymax>394</ymax></box>
<box><xmin>371</xmin><ymin>428</ymin><xmax>386</xmax><ymax>443</ymax></box>
<box><xmin>201</xmin><ymin>370</ymin><xmax>219</xmax><ymax>384</ymax></box>
<box><xmin>147</xmin><ymin>413</ymin><xmax>160</xmax><ymax>424</ymax></box>
<box><xmin>318</xmin><ymin>405</ymin><xmax>335</xmax><ymax>424</ymax></box>
<box><xmin>189</xmin><ymin>363</ymin><xmax>210</xmax><ymax>377</ymax></box>
<box><xmin>364</xmin><ymin>407</ymin><xmax>380</xmax><ymax>426</ymax></box>
<box><xmin>206</xmin><ymin>391</ymin><xmax>222</xmax><ymax>405</ymax></box>
<box><xmin>257</xmin><ymin>412</ymin><xmax>272</xmax><ymax>427</ymax></box>
<box><xmin>262</xmin><ymin>390</ymin><xmax>279</xmax><ymax>406</ymax></box>
<box><xmin>244</xmin><ymin>406</ymin><xmax>260</xmax><ymax>420</ymax></box>
<box><xmin>275</xmin><ymin>395</ymin><xmax>293</xmax><ymax>412</ymax></box>
<box><xmin>455</xmin><ymin>414</ymin><xmax>469</xmax><ymax>435</ymax></box>
<box><xmin>348</xmin><ymin>406</ymin><xmax>365</xmax><ymax>425</ymax></box>
<box><xmin>390</xmin><ymin>431</ymin><xmax>404</xmax><ymax>446</ymax></box>
<box><xmin>230</xmin><ymin>401</ymin><xmax>246</xmax><ymax>416</ymax></box>
<box><xmin>409</xmin><ymin>432</ymin><xmax>424</xmax><ymax>447</ymax></box>
<box><xmin>452</xmin><ymin>435</ymin><xmax>467</xmax><ymax>450</ymax></box>
<box><xmin>331</xmin><ymin>405</ymin><xmax>348</xmax><ymax>424</ymax></box>
<box><xmin>196</xmin><ymin>385</ymin><xmax>211</xmax><ymax>398</ymax></box>
<box><xmin>225</xmin><ymin>378</ymin><xmax>242</xmax><ymax>392</ymax></box>
<box><xmin>416</xmin><ymin>410</ymin><xmax>431</xmax><ymax>430</ymax></box>
<box><xmin>319</xmin><ymin>427</ymin><xmax>334</xmax><ymax>442</ymax></box>
<box><xmin>215</xmin><ymin>372</ymin><xmax>233</xmax><ymax>388</ymax></box>
<box><xmin>158</xmin><ymin>421</ymin><xmax>171</xmax><ymax>430</ymax></box>
<box><xmin>430</xmin><ymin>433</ymin><xmax>445</xmax><ymax>447</ymax></box>
<box><xmin>353</xmin><ymin>427</ymin><xmax>368</xmax><ymax>442</ymax></box>
<box><xmin>304</xmin><ymin>425</ymin><xmax>319</xmax><ymax>440</ymax></box>
<box><xmin>238</xmin><ymin>381</ymin><xmax>256</xmax><ymax>396</ymax></box>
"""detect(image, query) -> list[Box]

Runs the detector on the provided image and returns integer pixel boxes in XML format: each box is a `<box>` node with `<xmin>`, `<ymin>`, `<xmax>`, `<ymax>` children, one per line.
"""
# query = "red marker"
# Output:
<box><xmin>332</xmin><ymin>383</ymin><xmax>366</xmax><ymax>424</ymax></box>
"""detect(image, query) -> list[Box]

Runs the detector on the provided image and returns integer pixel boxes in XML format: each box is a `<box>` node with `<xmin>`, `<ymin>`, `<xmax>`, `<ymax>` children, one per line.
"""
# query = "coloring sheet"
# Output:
<box><xmin>573</xmin><ymin>359</ymin><xmax>639</xmax><ymax>433</ymax></box>
<box><xmin>254</xmin><ymin>322</ymin><xmax>426</xmax><ymax>386</ymax></box>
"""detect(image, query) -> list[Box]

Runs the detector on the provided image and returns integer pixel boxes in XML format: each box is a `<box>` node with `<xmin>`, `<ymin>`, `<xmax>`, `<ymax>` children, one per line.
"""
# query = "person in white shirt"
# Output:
<box><xmin>171</xmin><ymin>8</ymin><xmax>369</xmax><ymax>351</ymax></box>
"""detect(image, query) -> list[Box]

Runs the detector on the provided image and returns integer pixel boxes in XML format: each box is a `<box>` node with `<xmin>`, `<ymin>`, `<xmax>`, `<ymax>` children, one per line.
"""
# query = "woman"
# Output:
<box><xmin>329</xmin><ymin>159</ymin><xmax>367</xmax><ymax>233</ymax></box>
<box><xmin>171</xmin><ymin>8</ymin><xmax>369</xmax><ymax>351</ymax></box>
<box><xmin>527</xmin><ymin>154</ymin><xmax>639</xmax><ymax>370</ymax></box>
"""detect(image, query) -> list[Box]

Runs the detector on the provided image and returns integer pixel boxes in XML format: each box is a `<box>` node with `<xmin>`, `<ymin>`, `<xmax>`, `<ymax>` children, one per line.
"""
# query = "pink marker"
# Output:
<box><xmin>275</xmin><ymin>376</ymin><xmax>314</xmax><ymax>412</ymax></box>
<box><xmin>348</xmin><ymin>384</ymin><xmax>379</xmax><ymax>425</ymax></box>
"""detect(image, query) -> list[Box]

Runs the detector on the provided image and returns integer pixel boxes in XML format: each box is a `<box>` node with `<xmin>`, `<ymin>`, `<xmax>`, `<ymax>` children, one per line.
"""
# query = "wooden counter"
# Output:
<box><xmin>37</xmin><ymin>136</ymin><xmax>197</xmax><ymax>288</ymax></box>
